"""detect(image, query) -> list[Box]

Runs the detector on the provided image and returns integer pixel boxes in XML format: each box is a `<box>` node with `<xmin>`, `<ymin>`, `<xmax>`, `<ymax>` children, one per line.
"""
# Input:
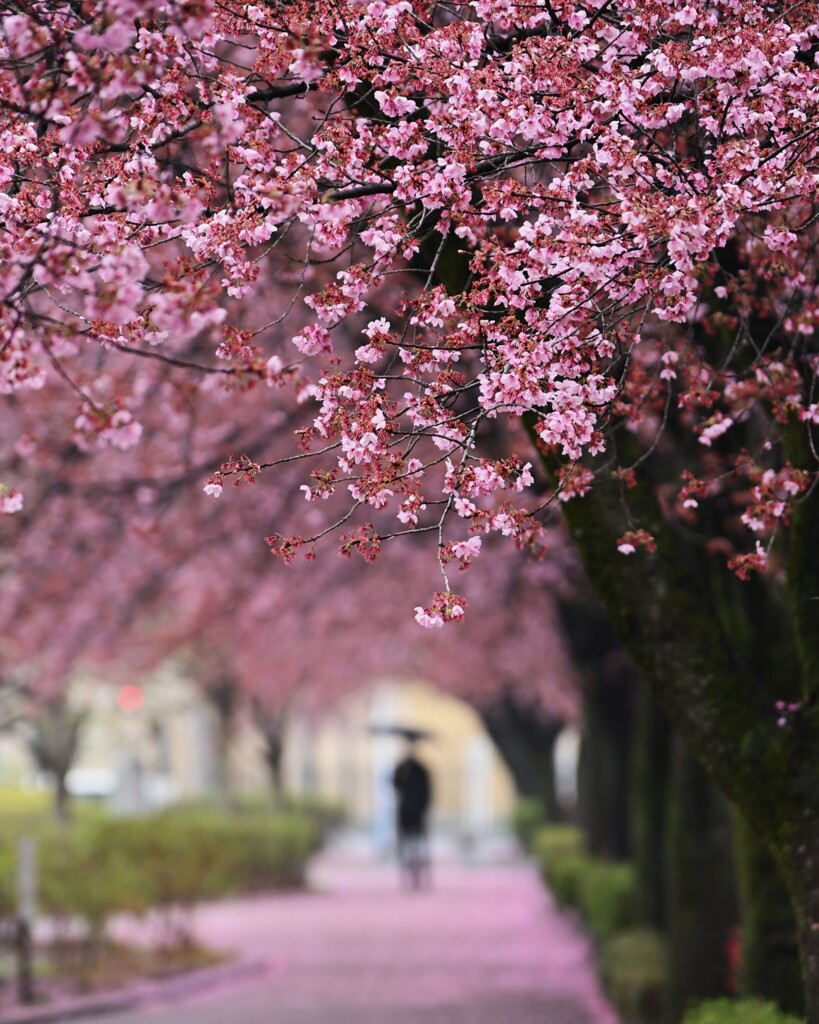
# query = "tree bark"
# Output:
<box><xmin>553</xmin><ymin>595</ymin><xmax>639</xmax><ymax>859</ymax></box>
<box><xmin>780</xmin><ymin>825</ymin><xmax>819</xmax><ymax>1023</ymax></box>
<box><xmin>734</xmin><ymin>815</ymin><xmax>803</xmax><ymax>1015</ymax></box>
<box><xmin>533</xmin><ymin>443</ymin><xmax>819</xmax><ymax>1018</ymax></box>
<box><xmin>480</xmin><ymin>695</ymin><xmax>563</xmax><ymax>821</ymax></box>
<box><xmin>666</xmin><ymin>736</ymin><xmax>739</xmax><ymax>1020</ymax></box>
<box><xmin>577</xmin><ymin>670</ymin><xmax>634</xmax><ymax>861</ymax></box>
<box><xmin>631</xmin><ymin>686</ymin><xmax>671</xmax><ymax>930</ymax></box>
<box><xmin>782</xmin><ymin>426</ymin><xmax>819</xmax><ymax>1023</ymax></box>
<box><xmin>422</xmin><ymin>202</ymin><xmax>819</xmax><ymax>1019</ymax></box>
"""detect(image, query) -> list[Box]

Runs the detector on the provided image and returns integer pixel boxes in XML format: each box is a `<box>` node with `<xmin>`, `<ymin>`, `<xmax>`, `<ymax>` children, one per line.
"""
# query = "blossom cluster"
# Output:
<box><xmin>2</xmin><ymin>0</ymin><xmax>819</xmax><ymax>614</ymax></box>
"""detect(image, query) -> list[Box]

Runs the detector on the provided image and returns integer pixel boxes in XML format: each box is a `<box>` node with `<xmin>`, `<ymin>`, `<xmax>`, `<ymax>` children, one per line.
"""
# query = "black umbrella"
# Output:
<box><xmin>369</xmin><ymin>724</ymin><xmax>435</xmax><ymax>742</ymax></box>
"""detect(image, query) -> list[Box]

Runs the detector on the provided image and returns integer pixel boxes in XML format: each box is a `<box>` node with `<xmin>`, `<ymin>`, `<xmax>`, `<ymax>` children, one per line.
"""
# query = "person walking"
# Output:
<box><xmin>392</xmin><ymin>743</ymin><xmax>432</xmax><ymax>889</ymax></box>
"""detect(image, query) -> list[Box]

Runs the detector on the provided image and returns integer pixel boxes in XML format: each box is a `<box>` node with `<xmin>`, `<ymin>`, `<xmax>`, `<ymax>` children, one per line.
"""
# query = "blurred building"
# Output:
<box><xmin>0</xmin><ymin>673</ymin><xmax>518</xmax><ymax>841</ymax></box>
<box><xmin>283</xmin><ymin>681</ymin><xmax>517</xmax><ymax>845</ymax></box>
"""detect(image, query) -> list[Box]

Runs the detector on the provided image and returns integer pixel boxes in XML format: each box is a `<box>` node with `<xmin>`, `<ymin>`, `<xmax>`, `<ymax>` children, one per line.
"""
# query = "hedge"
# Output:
<box><xmin>682</xmin><ymin>998</ymin><xmax>805</xmax><ymax>1024</ymax></box>
<box><xmin>600</xmin><ymin>928</ymin><xmax>669</xmax><ymax>1024</ymax></box>
<box><xmin>532</xmin><ymin>824</ymin><xmax>584</xmax><ymax>868</ymax></box>
<box><xmin>533</xmin><ymin>825</ymin><xmax>635</xmax><ymax>939</ymax></box>
<box><xmin>545</xmin><ymin>854</ymin><xmax>588</xmax><ymax>908</ymax></box>
<box><xmin>0</xmin><ymin>808</ymin><xmax>319</xmax><ymax>947</ymax></box>
<box><xmin>575</xmin><ymin>860</ymin><xmax>635</xmax><ymax>941</ymax></box>
<box><xmin>511</xmin><ymin>799</ymin><xmax>545</xmax><ymax>853</ymax></box>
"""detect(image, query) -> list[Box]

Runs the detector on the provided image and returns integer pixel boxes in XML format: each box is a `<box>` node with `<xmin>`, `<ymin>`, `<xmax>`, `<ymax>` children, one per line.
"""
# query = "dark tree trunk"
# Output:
<box><xmin>527</xmin><ymin>434</ymin><xmax>819</xmax><ymax>1019</ymax></box>
<box><xmin>666</xmin><ymin>736</ymin><xmax>739</xmax><ymax>1021</ymax></box>
<box><xmin>554</xmin><ymin>597</ymin><xmax>639</xmax><ymax>860</ymax></box>
<box><xmin>421</xmin><ymin>200</ymin><xmax>819</xmax><ymax>1021</ymax></box>
<box><xmin>734</xmin><ymin>815</ymin><xmax>803</xmax><ymax>1015</ymax></box>
<box><xmin>480</xmin><ymin>695</ymin><xmax>563</xmax><ymax>821</ymax></box>
<box><xmin>780</xmin><ymin>824</ymin><xmax>819</xmax><ymax>1023</ymax></box>
<box><xmin>631</xmin><ymin>685</ymin><xmax>672</xmax><ymax>930</ymax></box>
<box><xmin>577</xmin><ymin>671</ymin><xmax>634</xmax><ymax>861</ymax></box>
<box><xmin>784</xmin><ymin>434</ymin><xmax>819</xmax><ymax>1024</ymax></box>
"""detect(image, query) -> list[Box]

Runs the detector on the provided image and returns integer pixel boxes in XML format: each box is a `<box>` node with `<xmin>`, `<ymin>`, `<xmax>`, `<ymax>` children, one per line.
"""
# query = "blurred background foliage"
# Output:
<box><xmin>0</xmin><ymin>788</ymin><xmax>342</xmax><ymax>995</ymax></box>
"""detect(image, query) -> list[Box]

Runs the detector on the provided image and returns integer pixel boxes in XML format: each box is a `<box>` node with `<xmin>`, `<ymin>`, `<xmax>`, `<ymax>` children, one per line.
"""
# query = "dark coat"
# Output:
<box><xmin>392</xmin><ymin>755</ymin><xmax>432</xmax><ymax>834</ymax></box>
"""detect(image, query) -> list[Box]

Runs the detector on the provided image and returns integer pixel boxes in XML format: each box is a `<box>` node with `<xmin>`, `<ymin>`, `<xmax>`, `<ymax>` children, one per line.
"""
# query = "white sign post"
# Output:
<box><xmin>16</xmin><ymin>836</ymin><xmax>37</xmax><ymax>1005</ymax></box>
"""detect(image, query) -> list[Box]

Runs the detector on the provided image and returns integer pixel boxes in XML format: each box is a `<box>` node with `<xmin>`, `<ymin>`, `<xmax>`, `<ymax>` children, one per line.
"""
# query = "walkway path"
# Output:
<box><xmin>81</xmin><ymin>846</ymin><xmax>620</xmax><ymax>1024</ymax></box>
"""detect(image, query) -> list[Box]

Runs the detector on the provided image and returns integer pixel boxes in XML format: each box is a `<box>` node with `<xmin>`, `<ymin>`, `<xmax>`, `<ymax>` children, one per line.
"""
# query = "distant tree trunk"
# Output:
<box><xmin>735</xmin><ymin>815</ymin><xmax>803</xmax><ymax>1016</ymax></box>
<box><xmin>264</xmin><ymin>729</ymin><xmax>285</xmax><ymax>797</ymax></box>
<box><xmin>480</xmin><ymin>694</ymin><xmax>563</xmax><ymax>821</ymax></box>
<box><xmin>253</xmin><ymin>701</ymin><xmax>287</xmax><ymax>804</ymax></box>
<box><xmin>577</xmin><ymin>671</ymin><xmax>634</xmax><ymax>861</ymax></box>
<box><xmin>23</xmin><ymin>698</ymin><xmax>86</xmax><ymax>823</ymax></box>
<box><xmin>54</xmin><ymin>770</ymin><xmax>71</xmax><ymax>824</ymax></box>
<box><xmin>666</xmin><ymin>737</ymin><xmax>739</xmax><ymax>1021</ymax></box>
<box><xmin>554</xmin><ymin>596</ymin><xmax>638</xmax><ymax>861</ymax></box>
<box><xmin>631</xmin><ymin>685</ymin><xmax>672</xmax><ymax>929</ymax></box>
<box><xmin>205</xmin><ymin>678</ymin><xmax>237</xmax><ymax>813</ymax></box>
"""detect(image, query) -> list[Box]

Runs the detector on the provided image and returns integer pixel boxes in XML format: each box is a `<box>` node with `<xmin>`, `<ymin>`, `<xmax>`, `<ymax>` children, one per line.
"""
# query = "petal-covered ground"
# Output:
<box><xmin>89</xmin><ymin>847</ymin><xmax>620</xmax><ymax>1024</ymax></box>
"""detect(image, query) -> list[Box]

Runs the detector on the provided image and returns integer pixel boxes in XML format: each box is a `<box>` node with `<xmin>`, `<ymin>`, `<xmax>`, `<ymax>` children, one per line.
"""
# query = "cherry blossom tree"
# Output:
<box><xmin>0</xmin><ymin>352</ymin><xmax>580</xmax><ymax>814</ymax></box>
<box><xmin>129</xmin><ymin>516</ymin><xmax>582</xmax><ymax>805</ymax></box>
<box><xmin>2</xmin><ymin>0</ymin><xmax>819</xmax><ymax>1012</ymax></box>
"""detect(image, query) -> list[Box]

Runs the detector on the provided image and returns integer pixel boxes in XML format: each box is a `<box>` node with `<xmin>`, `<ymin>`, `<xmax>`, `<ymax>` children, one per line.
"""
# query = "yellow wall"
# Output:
<box><xmin>283</xmin><ymin>681</ymin><xmax>517</xmax><ymax>833</ymax></box>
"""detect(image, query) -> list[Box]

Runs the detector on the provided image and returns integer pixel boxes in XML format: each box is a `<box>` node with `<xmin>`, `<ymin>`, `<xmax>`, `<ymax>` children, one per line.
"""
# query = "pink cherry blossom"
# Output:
<box><xmin>0</xmin><ymin>0</ymin><xmax>816</xmax><ymax>615</ymax></box>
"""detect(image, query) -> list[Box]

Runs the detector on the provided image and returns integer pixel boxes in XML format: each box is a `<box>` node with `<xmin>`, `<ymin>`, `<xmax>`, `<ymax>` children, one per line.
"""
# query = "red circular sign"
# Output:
<box><xmin>116</xmin><ymin>684</ymin><xmax>144</xmax><ymax>713</ymax></box>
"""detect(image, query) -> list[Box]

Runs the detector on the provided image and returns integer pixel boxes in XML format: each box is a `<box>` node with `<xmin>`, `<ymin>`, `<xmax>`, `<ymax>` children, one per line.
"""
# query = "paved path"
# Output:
<box><xmin>83</xmin><ymin>850</ymin><xmax>619</xmax><ymax>1024</ymax></box>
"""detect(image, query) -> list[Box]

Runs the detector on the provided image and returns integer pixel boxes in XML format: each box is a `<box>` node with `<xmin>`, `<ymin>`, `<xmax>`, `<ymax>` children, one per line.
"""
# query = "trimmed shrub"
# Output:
<box><xmin>277</xmin><ymin>795</ymin><xmax>345</xmax><ymax>842</ymax></box>
<box><xmin>533</xmin><ymin>827</ymin><xmax>635</xmax><ymax>940</ymax></box>
<box><xmin>103</xmin><ymin>816</ymin><xmax>235</xmax><ymax>910</ymax></box>
<box><xmin>172</xmin><ymin>793</ymin><xmax>344</xmax><ymax>844</ymax></box>
<box><xmin>0</xmin><ymin>823</ymin><xmax>152</xmax><ymax>952</ymax></box>
<box><xmin>511</xmin><ymin>799</ymin><xmax>545</xmax><ymax>853</ymax></box>
<box><xmin>601</xmin><ymin>928</ymin><xmax>669</xmax><ymax>1024</ymax></box>
<box><xmin>0</xmin><ymin>841</ymin><xmax>17</xmax><ymax>919</ymax></box>
<box><xmin>39</xmin><ymin>826</ymin><xmax>149</xmax><ymax>938</ymax></box>
<box><xmin>226</xmin><ymin>814</ymin><xmax>318</xmax><ymax>890</ymax></box>
<box><xmin>545</xmin><ymin>854</ymin><xmax>588</xmax><ymax>909</ymax></box>
<box><xmin>682</xmin><ymin>998</ymin><xmax>804</xmax><ymax>1024</ymax></box>
<box><xmin>533</xmin><ymin>824</ymin><xmax>584</xmax><ymax>864</ymax></box>
<box><xmin>104</xmin><ymin>809</ymin><xmax>319</xmax><ymax>901</ymax></box>
<box><xmin>533</xmin><ymin>825</ymin><xmax>586</xmax><ymax>908</ymax></box>
<box><xmin>0</xmin><ymin>806</ymin><xmax>319</xmax><ymax>948</ymax></box>
<box><xmin>576</xmin><ymin>860</ymin><xmax>635</xmax><ymax>940</ymax></box>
